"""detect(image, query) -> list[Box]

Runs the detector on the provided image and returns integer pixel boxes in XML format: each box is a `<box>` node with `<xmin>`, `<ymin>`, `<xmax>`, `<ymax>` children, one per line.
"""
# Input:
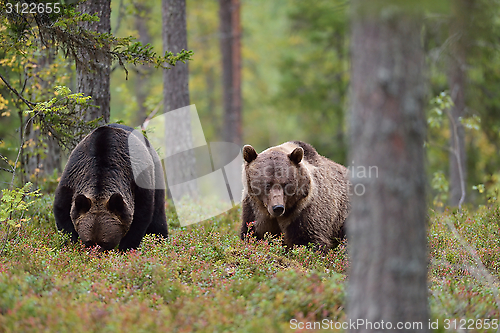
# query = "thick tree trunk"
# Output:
<box><xmin>162</xmin><ymin>0</ymin><xmax>198</xmax><ymax>199</ymax></box>
<box><xmin>76</xmin><ymin>0</ymin><xmax>111</xmax><ymax>124</ymax></box>
<box><xmin>347</xmin><ymin>3</ymin><xmax>429</xmax><ymax>331</ymax></box>
<box><xmin>448</xmin><ymin>0</ymin><xmax>470</xmax><ymax>207</ymax></box>
<box><xmin>219</xmin><ymin>0</ymin><xmax>242</xmax><ymax>146</ymax></box>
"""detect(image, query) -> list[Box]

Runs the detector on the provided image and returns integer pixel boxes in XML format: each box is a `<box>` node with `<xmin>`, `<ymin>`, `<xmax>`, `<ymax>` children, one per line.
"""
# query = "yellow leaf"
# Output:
<box><xmin>0</xmin><ymin>95</ymin><xmax>8</xmax><ymax>110</ymax></box>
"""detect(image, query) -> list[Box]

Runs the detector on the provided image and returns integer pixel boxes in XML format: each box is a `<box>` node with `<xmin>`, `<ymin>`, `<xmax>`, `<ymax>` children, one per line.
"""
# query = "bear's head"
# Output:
<box><xmin>243</xmin><ymin>144</ymin><xmax>310</xmax><ymax>217</ymax></box>
<box><xmin>70</xmin><ymin>193</ymin><xmax>133</xmax><ymax>250</ymax></box>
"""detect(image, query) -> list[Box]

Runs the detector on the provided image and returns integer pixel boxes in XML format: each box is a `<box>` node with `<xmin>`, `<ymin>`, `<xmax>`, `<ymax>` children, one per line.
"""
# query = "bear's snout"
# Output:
<box><xmin>272</xmin><ymin>204</ymin><xmax>285</xmax><ymax>216</ymax></box>
<box><xmin>268</xmin><ymin>185</ymin><xmax>285</xmax><ymax>217</ymax></box>
<box><xmin>77</xmin><ymin>212</ymin><xmax>127</xmax><ymax>251</ymax></box>
<box><xmin>81</xmin><ymin>232</ymin><xmax>122</xmax><ymax>251</ymax></box>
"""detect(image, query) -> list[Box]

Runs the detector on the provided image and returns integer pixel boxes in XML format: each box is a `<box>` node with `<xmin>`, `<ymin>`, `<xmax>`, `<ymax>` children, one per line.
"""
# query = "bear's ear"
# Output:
<box><xmin>74</xmin><ymin>194</ymin><xmax>91</xmax><ymax>216</ymax></box>
<box><xmin>243</xmin><ymin>145</ymin><xmax>258</xmax><ymax>163</ymax></box>
<box><xmin>107</xmin><ymin>193</ymin><xmax>125</xmax><ymax>214</ymax></box>
<box><xmin>289</xmin><ymin>147</ymin><xmax>304</xmax><ymax>164</ymax></box>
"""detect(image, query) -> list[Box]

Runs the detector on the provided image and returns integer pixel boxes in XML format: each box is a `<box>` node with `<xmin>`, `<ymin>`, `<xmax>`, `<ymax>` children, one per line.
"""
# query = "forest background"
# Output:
<box><xmin>1</xmin><ymin>0</ymin><xmax>500</xmax><ymax>331</ymax></box>
<box><xmin>1</xmin><ymin>0</ymin><xmax>499</xmax><ymax>207</ymax></box>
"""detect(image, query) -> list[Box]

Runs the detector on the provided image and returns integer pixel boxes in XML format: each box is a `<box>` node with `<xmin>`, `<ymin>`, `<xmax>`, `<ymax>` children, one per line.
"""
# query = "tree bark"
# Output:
<box><xmin>219</xmin><ymin>0</ymin><xmax>242</xmax><ymax>146</ymax></box>
<box><xmin>76</xmin><ymin>0</ymin><xmax>111</xmax><ymax>124</ymax></box>
<box><xmin>162</xmin><ymin>0</ymin><xmax>198</xmax><ymax>199</ymax></box>
<box><xmin>448</xmin><ymin>0</ymin><xmax>470</xmax><ymax>207</ymax></box>
<box><xmin>347</xmin><ymin>3</ymin><xmax>429</xmax><ymax>331</ymax></box>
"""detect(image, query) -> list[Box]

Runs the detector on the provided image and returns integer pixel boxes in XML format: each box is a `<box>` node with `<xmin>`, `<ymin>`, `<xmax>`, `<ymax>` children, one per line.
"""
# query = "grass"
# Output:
<box><xmin>0</xmin><ymin>195</ymin><xmax>499</xmax><ymax>332</ymax></box>
<box><xmin>428</xmin><ymin>206</ymin><xmax>500</xmax><ymax>329</ymax></box>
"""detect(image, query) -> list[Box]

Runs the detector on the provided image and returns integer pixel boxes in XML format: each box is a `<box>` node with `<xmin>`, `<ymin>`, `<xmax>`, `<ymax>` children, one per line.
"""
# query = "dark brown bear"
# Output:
<box><xmin>240</xmin><ymin>141</ymin><xmax>349</xmax><ymax>251</ymax></box>
<box><xmin>53</xmin><ymin>124</ymin><xmax>168</xmax><ymax>251</ymax></box>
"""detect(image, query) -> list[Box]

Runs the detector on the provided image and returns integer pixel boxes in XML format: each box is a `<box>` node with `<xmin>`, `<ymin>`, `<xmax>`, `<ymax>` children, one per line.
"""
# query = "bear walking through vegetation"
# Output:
<box><xmin>240</xmin><ymin>141</ymin><xmax>349</xmax><ymax>251</ymax></box>
<box><xmin>53</xmin><ymin>124</ymin><xmax>168</xmax><ymax>251</ymax></box>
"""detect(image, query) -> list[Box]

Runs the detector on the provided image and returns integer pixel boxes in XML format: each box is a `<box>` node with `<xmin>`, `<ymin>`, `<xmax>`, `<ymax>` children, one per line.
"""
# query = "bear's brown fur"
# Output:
<box><xmin>53</xmin><ymin>124</ymin><xmax>168</xmax><ymax>251</ymax></box>
<box><xmin>240</xmin><ymin>141</ymin><xmax>349</xmax><ymax>251</ymax></box>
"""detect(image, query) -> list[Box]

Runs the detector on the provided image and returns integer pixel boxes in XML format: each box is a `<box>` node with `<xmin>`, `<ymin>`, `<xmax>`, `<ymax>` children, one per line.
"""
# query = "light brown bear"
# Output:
<box><xmin>240</xmin><ymin>141</ymin><xmax>349</xmax><ymax>251</ymax></box>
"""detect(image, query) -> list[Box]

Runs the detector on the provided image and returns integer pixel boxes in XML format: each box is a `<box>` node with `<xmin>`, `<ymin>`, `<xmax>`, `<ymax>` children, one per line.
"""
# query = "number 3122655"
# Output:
<box><xmin>6</xmin><ymin>2</ymin><xmax>61</xmax><ymax>14</ymax></box>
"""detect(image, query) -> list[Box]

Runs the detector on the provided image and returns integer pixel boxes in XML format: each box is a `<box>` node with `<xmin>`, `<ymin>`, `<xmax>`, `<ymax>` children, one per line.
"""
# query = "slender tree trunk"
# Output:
<box><xmin>448</xmin><ymin>55</ymin><xmax>466</xmax><ymax>207</ymax></box>
<box><xmin>205</xmin><ymin>66</ymin><xmax>219</xmax><ymax>134</ymax></box>
<box><xmin>76</xmin><ymin>0</ymin><xmax>111</xmax><ymax>124</ymax></box>
<box><xmin>230</xmin><ymin>0</ymin><xmax>242</xmax><ymax>145</ymax></box>
<box><xmin>25</xmin><ymin>131</ymin><xmax>61</xmax><ymax>178</ymax></box>
<box><xmin>219</xmin><ymin>0</ymin><xmax>242</xmax><ymax>146</ymax></box>
<box><xmin>163</xmin><ymin>0</ymin><xmax>190</xmax><ymax>112</ymax></box>
<box><xmin>43</xmin><ymin>134</ymin><xmax>61</xmax><ymax>175</ymax></box>
<box><xmin>347</xmin><ymin>2</ymin><xmax>429</xmax><ymax>331</ymax></box>
<box><xmin>25</xmin><ymin>49</ymin><xmax>61</xmax><ymax>182</ymax></box>
<box><xmin>162</xmin><ymin>0</ymin><xmax>197</xmax><ymax>199</ymax></box>
<box><xmin>448</xmin><ymin>0</ymin><xmax>470</xmax><ymax>207</ymax></box>
<box><xmin>134</xmin><ymin>2</ymin><xmax>153</xmax><ymax>127</ymax></box>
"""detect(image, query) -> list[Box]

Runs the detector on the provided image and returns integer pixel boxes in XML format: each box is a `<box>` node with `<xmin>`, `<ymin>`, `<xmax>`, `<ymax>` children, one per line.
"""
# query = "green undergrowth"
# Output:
<box><xmin>0</xmin><ymin>196</ymin><xmax>347</xmax><ymax>332</ymax></box>
<box><xmin>428</xmin><ymin>206</ymin><xmax>500</xmax><ymax>331</ymax></box>
<box><xmin>0</xmin><ymin>196</ymin><xmax>499</xmax><ymax>332</ymax></box>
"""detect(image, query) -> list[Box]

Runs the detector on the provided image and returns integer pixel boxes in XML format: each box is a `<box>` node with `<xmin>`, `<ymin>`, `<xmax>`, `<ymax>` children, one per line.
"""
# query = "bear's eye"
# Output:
<box><xmin>284</xmin><ymin>183</ymin><xmax>295</xmax><ymax>196</ymax></box>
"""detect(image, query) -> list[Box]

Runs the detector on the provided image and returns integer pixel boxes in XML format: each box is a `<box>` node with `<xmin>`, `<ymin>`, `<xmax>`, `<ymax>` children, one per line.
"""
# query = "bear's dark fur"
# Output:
<box><xmin>240</xmin><ymin>141</ymin><xmax>349</xmax><ymax>251</ymax></box>
<box><xmin>53</xmin><ymin>124</ymin><xmax>168</xmax><ymax>250</ymax></box>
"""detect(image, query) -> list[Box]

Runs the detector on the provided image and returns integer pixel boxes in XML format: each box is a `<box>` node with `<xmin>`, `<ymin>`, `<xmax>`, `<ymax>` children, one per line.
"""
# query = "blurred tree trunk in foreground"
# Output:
<box><xmin>347</xmin><ymin>2</ymin><xmax>429</xmax><ymax>331</ymax></box>
<box><xmin>219</xmin><ymin>0</ymin><xmax>242</xmax><ymax>146</ymax></box>
<box><xmin>76</xmin><ymin>0</ymin><xmax>111</xmax><ymax>124</ymax></box>
<box><xmin>448</xmin><ymin>0</ymin><xmax>472</xmax><ymax>207</ymax></box>
<box><xmin>162</xmin><ymin>0</ymin><xmax>198</xmax><ymax>199</ymax></box>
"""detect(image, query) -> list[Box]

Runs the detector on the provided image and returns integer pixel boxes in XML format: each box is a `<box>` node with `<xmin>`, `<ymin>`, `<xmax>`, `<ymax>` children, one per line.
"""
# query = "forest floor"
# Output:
<box><xmin>0</xmin><ymin>195</ymin><xmax>499</xmax><ymax>332</ymax></box>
